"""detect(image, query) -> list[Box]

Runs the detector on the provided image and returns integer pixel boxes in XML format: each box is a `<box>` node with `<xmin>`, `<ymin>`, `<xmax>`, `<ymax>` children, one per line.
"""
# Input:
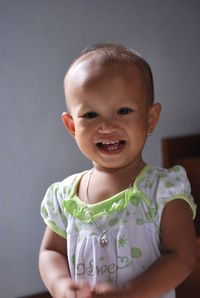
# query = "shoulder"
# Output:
<box><xmin>137</xmin><ymin>164</ymin><xmax>190</xmax><ymax>196</ymax></box>
<box><xmin>41</xmin><ymin>171</ymin><xmax>86</xmax><ymax>216</ymax></box>
<box><xmin>59</xmin><ymin>171</ymin><xmax>86</xmax><ymax>197</ymax></box>
<box><xmin>136</xmin><ymin>164</ymin><xmax>196</xmax><ymax>222</ymax></box>
<box><xmin>46</xmin><ymin>171</ymin><xmax>86</xmax><ymax>200</ymax></box>
<box><xmin>40</xmin><ymin>171</ymin><xmax>87</xmax><ymax>238</ymax></box>
<box><xmin>155</xmin><ymin>165</ymin><xmax>190</xmax><ymax>196</ymax></box>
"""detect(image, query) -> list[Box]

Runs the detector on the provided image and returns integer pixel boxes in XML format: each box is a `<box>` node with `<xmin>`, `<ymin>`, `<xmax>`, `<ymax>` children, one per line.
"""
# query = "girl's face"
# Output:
<box><xmin>63</xmin><ymin>57</ymin><xmax>161</xmax><ymax>171</ymax></box>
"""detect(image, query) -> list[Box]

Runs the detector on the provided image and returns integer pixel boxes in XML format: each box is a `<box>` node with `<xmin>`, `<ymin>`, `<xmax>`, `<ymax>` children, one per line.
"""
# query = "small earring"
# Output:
<box><xmin>147</xmin><ymin>132</ymin><xmax>153</xmax><ymax>137</ymax></box>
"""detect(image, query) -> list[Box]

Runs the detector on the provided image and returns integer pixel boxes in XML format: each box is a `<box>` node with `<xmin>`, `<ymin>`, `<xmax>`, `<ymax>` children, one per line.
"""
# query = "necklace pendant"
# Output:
<box><xmin>100</xmin><ymin>231</ymin><xmax>109</xmax><ymax>247</ymax></box>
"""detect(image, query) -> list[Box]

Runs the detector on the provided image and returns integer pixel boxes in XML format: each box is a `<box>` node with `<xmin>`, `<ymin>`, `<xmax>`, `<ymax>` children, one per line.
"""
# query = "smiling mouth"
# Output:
<box><xmin>96</xmin><ymin>140</ymin><xmax>126</xmax><ymax>152</ymax></box>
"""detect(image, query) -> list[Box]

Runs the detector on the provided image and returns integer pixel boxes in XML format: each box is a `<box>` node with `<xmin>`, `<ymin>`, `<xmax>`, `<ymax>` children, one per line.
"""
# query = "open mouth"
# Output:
<box><xmin>96</xmin><ymin>140</ymin><xmax>126</xmax><ymax>153</ymax></box>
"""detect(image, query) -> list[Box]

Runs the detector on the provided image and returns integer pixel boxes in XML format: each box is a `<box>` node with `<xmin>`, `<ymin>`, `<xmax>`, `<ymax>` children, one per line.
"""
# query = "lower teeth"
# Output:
<box><xmin>97</xmin><ymin>141</ymin><xmax>125</xmax><ymax>151</ymax></box>
<box><xmin>107</xmin><ymin>145</ymin><xmax>118</xmax><ymax>150</ymax></box>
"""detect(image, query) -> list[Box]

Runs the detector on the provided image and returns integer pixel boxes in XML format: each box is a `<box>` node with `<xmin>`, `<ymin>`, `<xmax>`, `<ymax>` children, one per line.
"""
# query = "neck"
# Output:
<box><xmin>82</xmin><ymin>159</ymin><xmax>147</xmax><ymax>205</ymax></box>
<box><xmin>92</xmin><ymin>159</ymin><xmax>146</xmax><ymax>185</ymax></box>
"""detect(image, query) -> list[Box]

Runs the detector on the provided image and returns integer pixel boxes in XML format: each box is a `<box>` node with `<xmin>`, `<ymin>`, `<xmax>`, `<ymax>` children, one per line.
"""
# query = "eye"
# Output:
<box><xmin>117</xmin><ymin>107</ymin><xmax>133</xmax><ymax>115</ymax></box>
<box><xmin>82</xmin><ymin>111</ymin><xmax>98</xmax><ymax>119</ymax></box>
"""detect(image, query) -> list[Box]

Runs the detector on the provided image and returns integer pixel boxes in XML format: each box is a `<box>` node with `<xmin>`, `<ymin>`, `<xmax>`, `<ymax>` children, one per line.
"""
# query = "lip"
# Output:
<box><xmin>96</xmin><ymin>140</ymin><xmax>126</xmax><ymax>155</ymax></box>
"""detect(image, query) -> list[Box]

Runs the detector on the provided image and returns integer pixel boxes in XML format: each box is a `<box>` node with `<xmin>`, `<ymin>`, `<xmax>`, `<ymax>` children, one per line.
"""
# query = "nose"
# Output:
<box><xmin>98</xmin><ymin>118</ymin><xmax>118</xmax><ymax>134</ymax></box>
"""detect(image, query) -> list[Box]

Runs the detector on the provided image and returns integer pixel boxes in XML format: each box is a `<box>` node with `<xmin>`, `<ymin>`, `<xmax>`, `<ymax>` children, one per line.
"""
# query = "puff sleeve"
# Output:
<box><xmin>156</xmin><ymin>165</ymin><xmax>196</xmax><ymax>227</ymax></box>
<box><xmin>41</xmin><ymin>182</ymin><xmax>67</xmax><ymax>239</ymax></box>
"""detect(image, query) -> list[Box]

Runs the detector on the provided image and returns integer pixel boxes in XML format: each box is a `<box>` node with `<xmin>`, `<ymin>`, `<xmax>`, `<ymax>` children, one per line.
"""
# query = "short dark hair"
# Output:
<box><xmin>66</xmin><ymin>42</ymin><xmax>154</xmax><ymax>104</ymax></box>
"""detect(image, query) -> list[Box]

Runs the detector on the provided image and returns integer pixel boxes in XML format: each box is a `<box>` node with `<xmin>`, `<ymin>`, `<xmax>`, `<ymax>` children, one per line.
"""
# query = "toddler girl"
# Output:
<box><xmin>39</xmin><ymin>43</ymin><xmax>197</xmax><ymax>298</ymax></box>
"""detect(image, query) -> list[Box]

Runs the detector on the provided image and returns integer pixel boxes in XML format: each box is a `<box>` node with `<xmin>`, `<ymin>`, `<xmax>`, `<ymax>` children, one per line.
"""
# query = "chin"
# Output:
<box><xmin>93</xmin><ymin>159</ymin><xmax>131</xmax><ymax>170</ymax></box>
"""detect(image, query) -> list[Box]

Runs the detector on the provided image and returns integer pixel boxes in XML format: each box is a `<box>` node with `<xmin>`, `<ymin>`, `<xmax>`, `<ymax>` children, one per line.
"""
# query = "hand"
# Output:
<box><xmin>55</xmin><ymin>277</ymin><xmax>92</xmax><ymax>298</ymax></box>
<box><xmin>91</xmin><ymin>283</ymin><xmax>126</xmax><ymax>298</ymax></box>
<box><xmin>76</xmin><ymin>280</ymin><xmax>92</xmax><ymax>298</ymax></box>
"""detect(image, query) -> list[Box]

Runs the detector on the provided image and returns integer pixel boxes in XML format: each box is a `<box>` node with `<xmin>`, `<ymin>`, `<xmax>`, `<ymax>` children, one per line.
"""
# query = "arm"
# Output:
<box><xmin>39</xmin><ymin>227</ymin><xmax>91</xmax><ymax>298</ymax></box>
<box><xmin>124</xmin><ymin>199</ymin><xmax>197</xmax><ymax>298</ymax></box>
<box><xmin>93</xmin><ymin>200</ymin><xmax>197</xmax><ymax>298</ymax></box>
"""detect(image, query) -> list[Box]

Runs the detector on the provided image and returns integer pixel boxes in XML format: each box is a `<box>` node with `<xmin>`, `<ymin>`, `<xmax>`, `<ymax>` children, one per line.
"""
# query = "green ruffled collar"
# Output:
<box><xmin>62</xmin><ymin>164</ymin><xmax>151</xmax><ymax>222</ymax></box>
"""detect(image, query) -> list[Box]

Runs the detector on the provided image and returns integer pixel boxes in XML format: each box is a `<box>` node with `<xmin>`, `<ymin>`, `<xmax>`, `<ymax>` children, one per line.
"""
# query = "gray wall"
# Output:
<box><xmin>1</xmin><ymin>1</ymin><xmax>200</xmax><ymax>297</ymax></box>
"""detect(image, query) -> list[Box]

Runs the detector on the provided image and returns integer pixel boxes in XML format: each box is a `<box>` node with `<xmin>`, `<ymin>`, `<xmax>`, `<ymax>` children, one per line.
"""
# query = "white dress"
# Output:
<box><xmin>41</xmin><ymin>164</ymin><xmax>196</xmax><ymax>298</ymax></box>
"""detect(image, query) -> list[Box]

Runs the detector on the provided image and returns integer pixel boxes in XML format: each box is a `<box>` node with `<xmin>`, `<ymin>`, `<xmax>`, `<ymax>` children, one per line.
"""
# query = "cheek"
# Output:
<box><xmin>74</xmin><ymin>124</ymin><xmax>93</xmax><ymax>148</ymax></box>
<box><xmin>73</xmin><ymin>120</ymin><xmax>89</xmax><ymax>136</ymax></box>
<box><xmin>126</xmin><ymin>114</ymin><xmax>148</xmax><ymax>130</ymax></box>
<box><xmin>76</xmin><ymin>127</ymin><xmax>93</xmax><ymax>141</ymax></box>
<box><xmin>74</xmin><ymin>134</ymin><xmax>89</xmax><ymax>156</ymax></box>
<box><xmin>127</xmin><ymin>118</ymin><xmax>148</xmax><ymax>143</ymax></box>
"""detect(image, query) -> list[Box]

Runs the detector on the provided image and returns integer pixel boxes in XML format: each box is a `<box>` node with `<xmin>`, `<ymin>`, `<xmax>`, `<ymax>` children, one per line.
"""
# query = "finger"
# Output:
<box><xmin>76</xmin><ymin>288</ymin><xmax>92</xmax><ymax>298</ymax></box>
<box><xmin>76</xmin><ymin>280</ymin><xmax>89</xmax><ymax>287</ymax></box>
<box><xmin>67</xmin><ymin>290</ymin><xmax>77</xmax><ymax>298</ymax></box>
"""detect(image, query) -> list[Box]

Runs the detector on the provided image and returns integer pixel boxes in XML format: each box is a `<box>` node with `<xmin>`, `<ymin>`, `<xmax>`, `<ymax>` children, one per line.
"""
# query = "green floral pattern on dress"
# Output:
<box><xmin>40</xmin><ymin>164</ymin><xmax>196</xmax><ymax>297</ymax></box>
<box><xmin>41</xmin><ymin>207</ymin><xmax>48</xmax><ymax>218</ymax></box>
<box><xmin>71</xmin><ymin>254</ymin><xmax>75</xmax><ymax>266</ymax></box>
<box><xmin>109</xmin><ymin>217</ymin><xmax>119</xmax><ymax>226</ymax></box>
<box><xmin>136</xmin><ymin>218</ymin><xmax>145</xmax><ymax>225</ymax></box>
<box><xmin>131</xmin><ymin>247</ymin><xmax>142</xmax><ymax>258</ymax></box>
<box><xmin>130</xmin><ymin>196</ymin><xmax>140</xmax><ymax>206</ymax></box>
<box><xmin>118</xmin><ymin>235</ymin><xmax>127</xmax><ymax>247</ymax></box>
<box><xmin>172</xmin><ymin>166</ymin><xmax>181</xmax><ymax>172</ymax></box>
<box><xmin>165</xmin><ymin>181</ymin><xmax>174</xmax><ymax>188</ymax></box>
<box><xmin>145</xmin><ymin>180</ymin><xmax>153</xmax><ymax>189</ymax></box>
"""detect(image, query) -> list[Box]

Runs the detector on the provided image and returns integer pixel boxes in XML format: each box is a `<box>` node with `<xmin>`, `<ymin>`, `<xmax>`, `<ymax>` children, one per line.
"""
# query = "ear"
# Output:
<box><xmin>62</xmin><ymin>112</ymin><xmax>75</xmax><ymax>138</ymax></box>
<box><xmin>147</xmin><ymin>103</ymin><xmax>161</xmax><ymax>134</ymax></box>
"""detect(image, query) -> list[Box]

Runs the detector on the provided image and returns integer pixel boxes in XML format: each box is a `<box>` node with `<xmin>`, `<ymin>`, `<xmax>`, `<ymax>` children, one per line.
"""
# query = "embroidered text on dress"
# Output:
<box><xmin>76</xmin><ymin>256</ymin><xmax>132</xmax><ymax>276</ymax></box>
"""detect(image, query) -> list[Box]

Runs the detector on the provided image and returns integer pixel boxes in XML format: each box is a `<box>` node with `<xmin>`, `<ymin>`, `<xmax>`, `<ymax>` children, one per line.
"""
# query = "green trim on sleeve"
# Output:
<box><xmin>166</xmin><ymin>194</ymin><xmax>196</xmax><ymax>219</ymax></box>
<box><xmin>69</xmin><ymin>171</ymin><xmax>88</xmax><ymax>197</ymax></box>
<box><xmin>44</xmin><ymin>219</ymin><xmax>67</xmax><ymax>239</ymax></box>
<box><xmin>134</xmin><ymin>164</ymin><xmax>150</xmax><ymax>187</ymax></box>
<box><xmin>133</xmin><ymin>164</ymin><xmax>151</xmax><ymax>207</ymax></box>
<box><xmin>134</xmin><ymin>188</ymin><xmax>151</xmax><ymax>208</ymax></box>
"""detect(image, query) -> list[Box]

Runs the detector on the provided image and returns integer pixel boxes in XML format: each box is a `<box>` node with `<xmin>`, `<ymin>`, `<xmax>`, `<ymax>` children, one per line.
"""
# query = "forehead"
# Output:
<box><xmin>65</xmin><ymin>54</ymin><xmax>145</xmax><ymax>94</ymax></box>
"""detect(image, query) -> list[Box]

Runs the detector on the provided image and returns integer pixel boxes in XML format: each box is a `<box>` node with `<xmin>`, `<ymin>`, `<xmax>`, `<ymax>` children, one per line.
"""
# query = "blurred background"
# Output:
<box><xmin>1</xmin><ymin>0</ymin><xmax>200</xmax><ymax>297</ymax></box>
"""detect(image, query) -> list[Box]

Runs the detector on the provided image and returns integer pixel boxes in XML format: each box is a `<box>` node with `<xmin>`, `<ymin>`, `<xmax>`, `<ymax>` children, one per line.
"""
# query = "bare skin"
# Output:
<box><xmin>39</xmin><ymin>53</ymin><xmax>197</xmax><ymax>297</ymax></box>
<box><xmin>39</xmin><ymin>227</ymin><xmax>92</xmax><ymax>298</ymax></box>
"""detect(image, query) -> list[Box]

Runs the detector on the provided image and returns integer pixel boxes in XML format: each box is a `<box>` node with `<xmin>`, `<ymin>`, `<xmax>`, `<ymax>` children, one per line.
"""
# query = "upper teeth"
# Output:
<box><xmin>102</xmin><ymin>141</ymin><xmax>119</xmax><ymax>145</ymax></box>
